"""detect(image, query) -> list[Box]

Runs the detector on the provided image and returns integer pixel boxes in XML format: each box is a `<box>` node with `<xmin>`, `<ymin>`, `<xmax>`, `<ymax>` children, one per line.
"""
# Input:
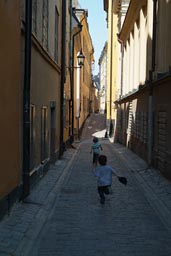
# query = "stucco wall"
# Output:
<box><xmin>0</xmin><ymin>1</ymin><xmax>21</xmax><ymax>198</ymax></box>
<box><xmin>30</xmin><ymin>44</ymin><xmax>61</xmax><ymax>166</ymax></box>
<box><xmin>153</xmin><ymin>79</ymin><xmax>171</xmax><ymax>179</ymax></box>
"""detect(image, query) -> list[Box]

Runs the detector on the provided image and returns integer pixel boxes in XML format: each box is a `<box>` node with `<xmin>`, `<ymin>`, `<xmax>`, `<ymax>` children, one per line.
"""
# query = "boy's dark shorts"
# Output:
<box><xmin>98</xmin><ymin>186</ymin><xmax>110</xmax><ymax>195</ymax></box>
<box><xmin>93</xmin><ymin>153</ymin><xmax>99</xmax><ymax>164</ymax></box>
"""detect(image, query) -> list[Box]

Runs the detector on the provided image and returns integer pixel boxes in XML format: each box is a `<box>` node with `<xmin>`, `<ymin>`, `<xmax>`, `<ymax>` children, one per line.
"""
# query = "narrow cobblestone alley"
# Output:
<box><xmin>2</xmin><ymin>1</ymin><xmax>171</xmax><ymax>256</ymax></box>
<box><xmin>0</xmin><ymin>114</ymin><xmax>171</xmax><ymax>255</ymax></box>
<box><xmin>30</xmin><ymin>114</ymin><xmax>171</xmax><ymax>256</ymax></box>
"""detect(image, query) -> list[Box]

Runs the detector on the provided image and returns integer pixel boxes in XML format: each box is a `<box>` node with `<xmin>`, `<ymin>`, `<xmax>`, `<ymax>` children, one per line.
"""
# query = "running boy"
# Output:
<box><xmin>90</xmin><ymin>137</ymin><xmax>103</xmax><ymax>167</ymax></box>
<box><xmin>94</xmin><ymin>154</ymin><xmax>118</xmax><ymax>205</ymax></box>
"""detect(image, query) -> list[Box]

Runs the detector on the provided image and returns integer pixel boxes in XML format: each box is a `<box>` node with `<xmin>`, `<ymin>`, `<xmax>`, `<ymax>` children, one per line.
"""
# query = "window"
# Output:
<box><xmin>54</xmin><ymin>7</ymin><xmax>59</xmax><ymax>63</ymax></box>
<box><xmin>32</xmin><ymin>0</ymin><xmax>37</xmax><ymax>35</ymax></box>
<box><xmin>42</xmin><ymin>0</ymin><xmax>49</xmax><ymax>50</ymax></box>
<box><xmin>41</xmin><ymin>106</ymin><xmax>48</xmax><ymax>161</ymax></box>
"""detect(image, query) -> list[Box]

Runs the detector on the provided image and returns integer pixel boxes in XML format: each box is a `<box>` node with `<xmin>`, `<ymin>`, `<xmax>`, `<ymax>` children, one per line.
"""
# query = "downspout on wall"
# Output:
<box><xmin>22</xmin><ymin>0</ymin><xmax>32</xmax><ymax>199</ymax></box>
<box><xmin>59</xmin><ymin>0</ymin><xmax>67</xmax><ymax>157</ymax></box>
<box><xmin>117</xmin><ymin>35</ymin><xmax>124</xmax><ymax>98</ymax></box>
<box><xmin>108</xmin><ymin>0</ymin><xmax>114</xmax><ymax>138</ymax></box>
<box><xmin>109</xmin><ymin>0</ymin><xmax>113</xmax><ymax>121</ymax></box>
<box><xmin>69</xmin><ymin>7</ymin><xmax>84</xmax><ymax>142</ymax></box>
<box><xmin>114</xmin><ymin>36</ymin><xmax>124</xmax><ymax>143</ymax></box>
<box><xmin>148</xmin><ymin>0</ymin><xmax>157</xmax><ymax>165</ymax></box>
<box><xmin>69</xmin><ymin>0</ymin><xmax>72</xmax><ymax>138</ymax></box>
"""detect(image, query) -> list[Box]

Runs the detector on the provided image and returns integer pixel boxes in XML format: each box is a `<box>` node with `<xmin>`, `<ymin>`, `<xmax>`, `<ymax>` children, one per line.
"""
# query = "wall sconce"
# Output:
<box><xmin>67</xmin><ymin>50</ymin><xmax>85</xmax><ymax>70</ymax></box>
<box><xmin>77</xmin><ymin>49</ymin><xmax>85</xmax><ymax>67</ymax></box>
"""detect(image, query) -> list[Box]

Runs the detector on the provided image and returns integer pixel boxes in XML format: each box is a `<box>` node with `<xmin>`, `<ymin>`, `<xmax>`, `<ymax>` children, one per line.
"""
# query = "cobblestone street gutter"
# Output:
<box><xmin>0</xmin><ymin>113</ymin><xmax>171</xmax><ymax>255</ymax></box>
<box><xmin>110</xmin><ymin>143</ymin><xmax>171</xmax><ymax>235</ymax></box>
<box><xmin>0</xmin><ymin>146</ymin><xmax>79</xmax><ymax>256</ymax></box>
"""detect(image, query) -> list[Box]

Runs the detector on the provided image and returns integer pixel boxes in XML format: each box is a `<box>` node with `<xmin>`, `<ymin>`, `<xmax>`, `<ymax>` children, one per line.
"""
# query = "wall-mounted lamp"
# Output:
<box><xmin>77</xmin><ymin>49</ymin><xmax>85</xmax><ymax>67</ymax></box>
<box><xmin>67</xmin><ymin>50</ymin><xmax>85</xmax><ymax>69</ymax></box>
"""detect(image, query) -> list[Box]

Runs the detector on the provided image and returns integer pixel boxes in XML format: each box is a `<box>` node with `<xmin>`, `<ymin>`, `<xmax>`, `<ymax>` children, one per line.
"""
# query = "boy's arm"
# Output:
<box><xmin>111</xmin><ymin>167</ymin><xmax>118</xmax><ymax>177</ymax></box>
<box><xmin>93</xmin><ymin>167</ymin><xmax>99</xmax><ymax>176</ymax></box>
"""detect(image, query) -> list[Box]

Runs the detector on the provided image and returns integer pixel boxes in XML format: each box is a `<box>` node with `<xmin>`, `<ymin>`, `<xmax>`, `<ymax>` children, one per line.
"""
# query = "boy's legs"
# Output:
<box><xmin>98</xmin><ymin>186</ymin><xmax>111</xmax><ymax>204</ymax></box>
<box><xmin>103</xmin><ymin>186</ymin><xmax>110</xmax><ymax>195</ymax></box>
<box><xmin>93</xmin><ymin>153</ymin><xmax>99</xmax><ymax>167</ymax></box>
<box><xmin>98</xmin><ymin>186</ymin><xmax>106</xmax><ymax>204</ymax></box>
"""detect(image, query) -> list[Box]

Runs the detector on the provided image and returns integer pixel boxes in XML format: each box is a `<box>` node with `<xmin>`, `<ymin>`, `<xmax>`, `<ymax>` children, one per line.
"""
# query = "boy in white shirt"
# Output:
<box><xmin>94</xmin><ymin>154</ymin><xmax>118</xmax><ymax>205</ymax></box>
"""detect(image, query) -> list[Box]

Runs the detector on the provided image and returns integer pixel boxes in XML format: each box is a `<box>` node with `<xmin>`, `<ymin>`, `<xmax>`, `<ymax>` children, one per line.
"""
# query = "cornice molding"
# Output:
<box><xmin>104</xmin><ymin>0</ymin><xmax>130</xmax><ymax>13</ymax></box>
<box><xmin>113</xmin><ymin>0</ymin><xmax>121</xmax><ymax>14</ymax></box>
<box><xmin>119</xmin><ymin>0</ymin><xmax>147</xmax><ymax>42</ymax></box>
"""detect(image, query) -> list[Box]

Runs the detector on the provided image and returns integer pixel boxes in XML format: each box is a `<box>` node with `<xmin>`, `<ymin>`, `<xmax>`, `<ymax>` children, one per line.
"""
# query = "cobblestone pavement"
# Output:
<box><xmin>0</xmin><ymin>114</ymin><xmax>171</xmax><ymax>256</ymax></box>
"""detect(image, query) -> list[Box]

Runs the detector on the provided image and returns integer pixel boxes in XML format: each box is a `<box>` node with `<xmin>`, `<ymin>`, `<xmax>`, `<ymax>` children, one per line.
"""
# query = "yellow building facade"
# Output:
<box><xmin>113</xmin><ymin>0</ymin><xmax>171</xmax><ymax>179</ymax></box>
<box><xmin>103</xmin><ymin>0</ymin><xmax>130</xmax><ymax>137</ymax></box>
<box><xmin>0</xmin><ymin>0</ymin><xmax>94</xmax><ymax>220</ymax></box>
<box><xmin>104</xmin><ymin>0</ymin><xmax>118</xmax><ymax>137</ymax></box>
<box><xmin>79</xmin><ymin>14</ymin><xmax>94</xmax><ymax>132</ymax></box>
<box><xmin>20</xmin><ymin>0</ymin><xmax>63</xmax><ymax>188</ymax></box>
<box><xmin>63</xmin><ymin>5</ymin><xmax>94</xmax><ymax>143</ymax></box>
<box><xmin>0</xmin><ymin>0</ymin><xmax>64</xmax><ymax>218</ymax></box>
<box><xmin>72</xmin><ymin>10</ymin><xmax>94</xmax><ymax>140</ymax></box>
<box><xmin>0</xmin><ymin>1</ymin><xmax>21</xmax><ymax>216</ymax></box>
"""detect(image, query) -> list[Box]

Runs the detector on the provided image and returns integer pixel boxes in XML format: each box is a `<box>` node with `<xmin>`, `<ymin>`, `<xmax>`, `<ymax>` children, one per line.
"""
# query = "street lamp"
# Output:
<box><xmin>66</xmin><ymin>50</ymin><xmax>85</xmax><ymax>69</ymax></box>
<box><xmin>77</xmin><ymin>49</ymin><xmax>85</xmax><ymax>67</ymax></box>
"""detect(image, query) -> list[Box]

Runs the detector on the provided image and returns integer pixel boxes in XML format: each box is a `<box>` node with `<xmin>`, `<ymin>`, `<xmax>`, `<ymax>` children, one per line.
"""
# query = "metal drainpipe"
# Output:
<box><xmin>117</xmin><ymin>36</ymin><xmax>124</xmax><ymax>98</ymax></box>
<box><xmin>59</xmin><ymin>0</ymin><xmax>66</xmax><ymax>157</ymax></box>
<box><xmin>152</xmin><ymin>0</ymin><xmax>157</xmax><ymax>72</ymax></box>
<box><xmin>116</xmin><ymin>36</ymin><xmax>124</xmax><ymax>143</ymax></box>
<box><xmin>70</xmin><ymin>8</ymin><xmax>86</xmax><ymax>142</ymax></box>
<box><xmin>148</xmin><ymin>0</ymin><xmax>157</xmax><ymax>165</ymax></box>
<box><xmin>69</xmin><ymin>0</ymin><xmax>72</xmax><ymax>137</ymax></box>
<box><xmin>22</xmin><ymin>0</ymin><xmax>32</xmax><ymax>199</ymax></box>
<box><xmin>110</xmin><ymin>2</ymin><xmax>113</xmax><ymax>121</ymax></box>
<box><xmin>109</xmin><ymin>0</ymin><xmax>113</xmax><ymax>137</ymax></box>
